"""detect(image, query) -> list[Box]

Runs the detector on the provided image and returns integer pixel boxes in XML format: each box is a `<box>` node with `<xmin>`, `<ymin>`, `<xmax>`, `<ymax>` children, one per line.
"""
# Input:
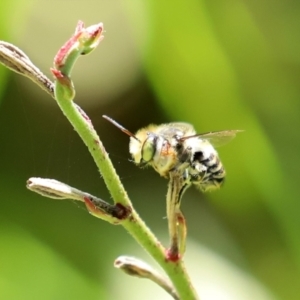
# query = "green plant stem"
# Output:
<box><xmin>54</xmin><ymin>84</ymin><xmax>129</xmax><ymax>207</ymax></box>
<box><xmin>122</xmin><ymin>213</ymin><xmax>199</xmax><ymax>299</ymax></box>
<box><xmin>54</xmin><ymin>81</ymin><xmax>199</xmax><ymax>299</ymax></box>
<box><xmin>1</xmin><ymin>32</ymin><xmax>199</xmax><ymax>299</ymax></box>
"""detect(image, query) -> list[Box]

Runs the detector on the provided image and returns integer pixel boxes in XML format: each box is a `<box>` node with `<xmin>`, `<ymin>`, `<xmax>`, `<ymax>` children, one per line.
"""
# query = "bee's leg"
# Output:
<box><xmin>166</xmin><ymin>171</ymin><xmax>190</xmax><ymax>261</ymax></box>
<box><xmin>176</xmin><ymin>208</ymin><xmax>187</xmax><ymax>255</ymax></box>
<box><xmin>169</xmin><ymin>161</ymin><xmax>189</xmax><ymax>174</ymax></box>
<box><xmin>176</xmin><ymin>175</ymin><xmax>190</xmax><ymax>256</ymax></box>
<box><xmin>166</xmin><ymin>173</ymin><xmax>180</xmax><ymax>261</ymax></box>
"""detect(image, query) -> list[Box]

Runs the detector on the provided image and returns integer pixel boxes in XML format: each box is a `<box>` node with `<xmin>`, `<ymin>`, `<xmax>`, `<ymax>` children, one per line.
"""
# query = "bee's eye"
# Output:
<box><xmin>141</xmin><ymin>135</ymin><xmax>156</xmax><ymax>163</ymax></box>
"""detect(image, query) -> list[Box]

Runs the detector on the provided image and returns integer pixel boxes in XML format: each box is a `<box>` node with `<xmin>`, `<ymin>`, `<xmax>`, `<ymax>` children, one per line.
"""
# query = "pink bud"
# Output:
<box><xmin>53</xmin><ymin>31</ymin><xmax>81</xmax><ymax>69</ymax></box>
<box><xmin>78</xmin><ymin>22</ymin><xmax>104</xmax><ymax>55</ymax></box>
<box><xmin>53</xmin><ymin>21</ymin><xmax>104</xmax><ymax>71</ymax></box>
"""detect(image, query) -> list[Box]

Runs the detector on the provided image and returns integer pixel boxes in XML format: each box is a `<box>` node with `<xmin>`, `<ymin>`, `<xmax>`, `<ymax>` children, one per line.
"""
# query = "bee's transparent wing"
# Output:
<box><xmin>198</xmin><ymin>130</ymin><xmax>243</xmax><ymax>147</ymax></box>
<box><xmin>181</xmin><ymin>130</ymin><xmax>243</xmax><ymax>147</ymax></box>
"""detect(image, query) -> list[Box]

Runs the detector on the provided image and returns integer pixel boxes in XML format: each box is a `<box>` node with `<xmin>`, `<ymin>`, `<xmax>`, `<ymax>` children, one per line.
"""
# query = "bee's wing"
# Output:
<box><xmin>195</xmin><ymin>130</ymin><xmax>243</xmax><ymax>147</ymax></box>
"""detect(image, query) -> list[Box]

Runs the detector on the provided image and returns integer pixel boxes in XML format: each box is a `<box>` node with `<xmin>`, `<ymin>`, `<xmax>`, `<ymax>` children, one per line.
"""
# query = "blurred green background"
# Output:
<box><xmin>1</xmin><ymin>0</ymin><xmax>300</xmax><ymax>299</ymax></box>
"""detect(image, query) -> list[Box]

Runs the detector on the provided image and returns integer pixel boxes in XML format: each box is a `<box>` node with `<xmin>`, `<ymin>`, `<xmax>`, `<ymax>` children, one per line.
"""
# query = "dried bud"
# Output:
<box><xmin>114</xmin><ymin>256</ymin><xmax>179</xmax><ymax>300</ymax></box>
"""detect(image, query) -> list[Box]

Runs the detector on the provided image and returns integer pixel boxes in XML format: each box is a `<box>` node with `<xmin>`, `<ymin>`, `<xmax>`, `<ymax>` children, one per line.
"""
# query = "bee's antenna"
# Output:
<box><xmin>103</xmin><ymin>115</ymin><xmax>141</xmax><ymax>142</ymax></box>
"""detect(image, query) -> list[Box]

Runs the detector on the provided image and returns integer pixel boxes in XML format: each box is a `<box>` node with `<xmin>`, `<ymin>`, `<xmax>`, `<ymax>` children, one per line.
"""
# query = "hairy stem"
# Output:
<box><xmin>0</xmin><ymin>21</ymin><xmax>200</xmax><ymax>299</ymax></box>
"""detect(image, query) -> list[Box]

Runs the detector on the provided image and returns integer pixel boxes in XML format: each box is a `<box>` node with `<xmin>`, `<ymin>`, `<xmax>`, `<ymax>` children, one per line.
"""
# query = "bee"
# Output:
<box><xmin>103</xmin><ymin>115</ymin><xmax>241</xmax><ymax>193</ymax></box>
<box><xmin>103</xmin><ymin>115</ymin><xmax>241</xmax><ymax>258</ymax></box>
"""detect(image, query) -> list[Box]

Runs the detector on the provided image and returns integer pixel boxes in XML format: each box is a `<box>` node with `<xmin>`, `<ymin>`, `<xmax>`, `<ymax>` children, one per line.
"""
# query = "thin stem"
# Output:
<box><xmin>1</xmin><ymin>23</ymin><xmax>200</xmax><ymax>299</ymax></box>
<box><xmin>122</xmin><ymin>211</ymin><xmax>199</xmax><ymax>299</ymax></box>
<box><xmin>27</xmin><ymin>175</ymin><xmax>199</xmax><ymax>299</ymax></box>
<box><xmin>54</xmin><ymin>90</ymin><xmax>198</xmax><ymax>298</ymax></box>
<box><xmin>53</xmin><ymin>89</ymin><xmax>132</xmax><ymax>207</ymax></box>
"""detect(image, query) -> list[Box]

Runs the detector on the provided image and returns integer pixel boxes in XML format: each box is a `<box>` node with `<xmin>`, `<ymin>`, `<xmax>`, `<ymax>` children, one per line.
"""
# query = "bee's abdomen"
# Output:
<box><xmin>192</xmin><ymin>151</ymin><xmax>226</xmax><ymax>191</ymax></box>
<box><xmin>207</xmin><ymin>159</ymin><xmax>225</xmax><ymax>184</ymax></box>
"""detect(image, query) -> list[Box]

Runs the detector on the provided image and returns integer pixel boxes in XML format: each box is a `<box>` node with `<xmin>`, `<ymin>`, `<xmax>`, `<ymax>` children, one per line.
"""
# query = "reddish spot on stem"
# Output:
<box><xmin>112</xmin><ymin>203</ymin><xmax>132</xmax><ymax>220</ymax></box>
<box><xmin>165</xmin><ymin>248</ymin><xmax>181</xmax><ymax>263</ymax></box>
<box><xmin>83</xmin><ymin>197</ymin><xmax>131</xmax><ymax>223</ymax></box>
<box><xmin>51</xmin><ymin>68</ymin><xmax>64</xmax><ymax>79</ymax></box>
<box><xmin>51</xmin><ymin>68</ymin><xmax>72</xmax><ymax>90</ymax></box>
<box><xmin>84</xmin><ymin>196</ymin><xmax>105</xmax><ymax>216</ymax></box>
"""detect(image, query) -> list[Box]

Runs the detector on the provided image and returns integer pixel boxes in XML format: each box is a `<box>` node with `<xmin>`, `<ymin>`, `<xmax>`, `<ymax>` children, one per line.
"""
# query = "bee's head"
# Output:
<box><xmin>103</xmin><ymin>115</ymin><xmax>157</xmax><ymax>166</ymax></box>
<box><xmin>139</xmin><ymin>133</ymin><xmax>158</xmax><ymax>165</ymax></box>
<box><xmin>129</xmin><ymin>129</ymin><xmax>160</xmax><ymax>166</ymax></box>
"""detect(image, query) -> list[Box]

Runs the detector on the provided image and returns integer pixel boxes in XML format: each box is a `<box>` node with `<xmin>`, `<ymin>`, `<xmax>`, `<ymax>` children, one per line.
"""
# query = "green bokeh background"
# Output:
<box><xmin>1</xmin><ymin>1</ymin><xmax>300</xmax><ymax>299</ymax></box>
